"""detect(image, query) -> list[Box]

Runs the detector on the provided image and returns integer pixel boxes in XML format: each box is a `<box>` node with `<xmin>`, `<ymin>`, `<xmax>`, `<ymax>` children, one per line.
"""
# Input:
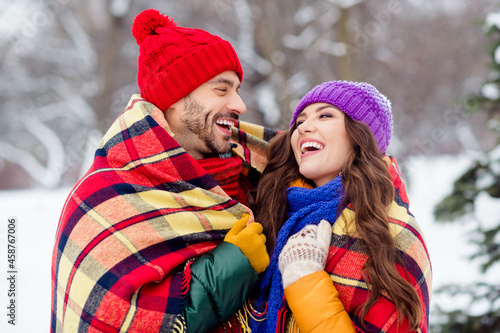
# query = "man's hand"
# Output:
<box><xmin>224</xmin><ymin>214</ymin><xmax>269</xmax><ymax>274</ymax></box>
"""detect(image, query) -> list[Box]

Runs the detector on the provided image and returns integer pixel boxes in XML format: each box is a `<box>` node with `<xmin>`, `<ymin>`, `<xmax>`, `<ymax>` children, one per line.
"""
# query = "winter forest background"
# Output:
<box><xmin>0</xmin><ymin>0</ymin><xmax>500</xmax><ymax>332</ymax></box>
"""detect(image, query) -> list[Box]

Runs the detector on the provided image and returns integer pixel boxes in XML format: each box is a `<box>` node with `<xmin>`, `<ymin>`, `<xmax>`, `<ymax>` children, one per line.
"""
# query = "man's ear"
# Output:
<box><xmin>161</xmin><ymin>98</ymin><xmax>185</xmax><ymax>137</ymax></box>
<box><xmin>165</xmin><ymin>98</ymin><xmax>181</xmax><ymax>114</ymax></box>
<box><xmin>163</xmin><ymin>98</ymin><xmax>183</xmax><ymax>120</ymax></box>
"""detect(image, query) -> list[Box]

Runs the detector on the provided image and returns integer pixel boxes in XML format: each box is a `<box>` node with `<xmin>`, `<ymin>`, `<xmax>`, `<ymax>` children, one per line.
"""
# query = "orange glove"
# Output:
<box><xmin>224</xmin><ymin>214</ymin><xmax>269</xmax><ymax>274</ymax></box>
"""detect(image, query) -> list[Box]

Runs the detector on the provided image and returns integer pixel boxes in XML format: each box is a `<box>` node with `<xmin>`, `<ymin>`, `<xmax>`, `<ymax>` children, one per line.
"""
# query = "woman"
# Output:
<box><xmin>250</xmin><ymin>81</ymin><xmax>432</xmax><ymax>332</ymax></box>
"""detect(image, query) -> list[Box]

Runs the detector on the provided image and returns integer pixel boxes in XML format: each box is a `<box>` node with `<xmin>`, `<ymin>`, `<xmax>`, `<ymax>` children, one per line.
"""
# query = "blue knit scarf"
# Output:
<box><xmin>251</xmin><ymin>175</ymin><xmax>344</xmax><ymax>332</ymax></box>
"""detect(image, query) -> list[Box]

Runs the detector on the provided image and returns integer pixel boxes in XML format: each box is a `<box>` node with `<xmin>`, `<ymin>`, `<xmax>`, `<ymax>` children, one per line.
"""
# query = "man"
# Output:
<box><xmin>51</xmin><ymin>9</ymin><xmax>277</xmax><ymax>332</ymax></box>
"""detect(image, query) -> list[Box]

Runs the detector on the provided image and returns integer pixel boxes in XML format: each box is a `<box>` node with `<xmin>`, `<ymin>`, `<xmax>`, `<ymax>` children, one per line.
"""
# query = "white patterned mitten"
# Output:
<box><xmin>278</xmin><ymin>220</ymin><xmax>333</xmax><ymax>289</ymax></box>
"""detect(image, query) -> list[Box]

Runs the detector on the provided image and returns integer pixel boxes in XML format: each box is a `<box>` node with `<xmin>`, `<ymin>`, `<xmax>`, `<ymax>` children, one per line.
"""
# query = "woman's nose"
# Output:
<box><xmin>297</xmin><ymin>118</ymin><xmax>314</xmax><ymax>133</ymax></box>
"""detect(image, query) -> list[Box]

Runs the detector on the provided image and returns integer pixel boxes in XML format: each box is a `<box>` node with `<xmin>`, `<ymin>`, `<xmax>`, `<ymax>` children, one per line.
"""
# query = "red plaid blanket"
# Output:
<box><xmin>326</xmin><ymin>157</ymin><xmax>432</xmax><ymax>332</ymax></box>
<box><xmin>50</xmin><ymin>94</ymin><xmax>275</xmax><ymax>332</ymax></box>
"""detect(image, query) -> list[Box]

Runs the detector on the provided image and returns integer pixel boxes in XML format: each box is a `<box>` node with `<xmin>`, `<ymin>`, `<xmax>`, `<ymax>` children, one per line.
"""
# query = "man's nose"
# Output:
<box><xmin>228</xmin><ymin>93</ymin><xmax>247</xmax><ymax>115</ymax></box>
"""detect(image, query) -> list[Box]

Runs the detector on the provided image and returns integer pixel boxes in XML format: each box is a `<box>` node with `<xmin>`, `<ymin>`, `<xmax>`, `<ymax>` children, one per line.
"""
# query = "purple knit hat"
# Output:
<box><xmin>290</xmin><ymin>80</ymin><xmax>393</xmax><ymax>154</ymax></box>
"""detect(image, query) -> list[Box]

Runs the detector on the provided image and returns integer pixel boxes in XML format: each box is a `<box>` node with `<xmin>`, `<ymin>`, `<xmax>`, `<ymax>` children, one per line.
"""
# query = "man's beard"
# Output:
<box><xmin>181</xmin><ymin>94</ymin><xmax>235</xmax><ymax>156</ymax></box>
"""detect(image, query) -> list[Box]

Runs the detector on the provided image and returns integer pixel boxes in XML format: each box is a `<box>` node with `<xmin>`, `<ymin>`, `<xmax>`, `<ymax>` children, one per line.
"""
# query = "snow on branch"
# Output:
<box><xmin>58</xmin><ymin>9</ymin><xmax>97</xmax><ymax>71</ymax></box>
<box><xmin>52</xmin><ymin>76</ymin><xmax>96</xmax><ymax>125</ymax></box>
<box><xmin>0</xmin><ymin>115</ymin><xmax>66</xmax><ymax>188</ymax></box>
<box><xmin>327</xmin><ymin>0</ymin><xmax>365</xmax><ymax>9</ymax></box>
<box><xmin>485</xmin><ymin>11</ymin><xmax>500</xmax><ymax>30</ymax></box>
<box><xmin>284</xmin><ymin>5</ymin><xmax>341</xmax><ymax>51</ymax></box>
<box><xmin>256</xmin><ymin>83</ymin><xmax>281</xmax><ymax>126</ymax></box>
<box><xmin>225</xmin><ymin>0</ymin><xmax>271</xmax><ymax>75</ymax></box>
<box><xmin>110</xmin><ymin>0</ymin><xmax>130</xmax><ymax>17</ymax></box>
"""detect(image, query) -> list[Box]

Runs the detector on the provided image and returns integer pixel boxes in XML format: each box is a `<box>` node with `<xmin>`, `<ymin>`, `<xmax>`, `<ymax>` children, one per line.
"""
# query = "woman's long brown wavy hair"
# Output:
<box><xmin>253</xmin><ymin>116</ymin><xmax>422</xmax><ymax>330</ymax></box>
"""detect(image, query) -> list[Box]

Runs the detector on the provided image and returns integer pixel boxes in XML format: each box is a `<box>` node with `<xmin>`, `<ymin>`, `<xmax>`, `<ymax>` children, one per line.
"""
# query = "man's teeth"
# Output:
<box><xmin>301</xmin><ymin>142</ymin><xmax>324</xmax><ymax>154</ymax></box>
<box><xmin>216</xmin><ymin>120</ymin><xmax>235</xmax><ymax>127</ymax></box>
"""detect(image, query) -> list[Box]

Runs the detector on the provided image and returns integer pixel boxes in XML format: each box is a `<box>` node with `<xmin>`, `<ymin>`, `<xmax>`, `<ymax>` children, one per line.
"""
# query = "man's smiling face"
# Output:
<box><xmin>164</xmin><ymin>71</ymin><xmax>247</xmax><ymax>159</ymax></box>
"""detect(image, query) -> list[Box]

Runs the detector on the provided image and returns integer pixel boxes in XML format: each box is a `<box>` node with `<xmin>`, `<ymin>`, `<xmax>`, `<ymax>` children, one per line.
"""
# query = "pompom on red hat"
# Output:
<box><xmin>132</xmin><ymin>9</ymin><xmax>244</xmax><ymax>111</ymax></box>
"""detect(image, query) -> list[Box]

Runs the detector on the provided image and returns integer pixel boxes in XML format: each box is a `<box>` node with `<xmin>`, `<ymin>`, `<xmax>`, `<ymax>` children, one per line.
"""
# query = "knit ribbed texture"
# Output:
<box><xmin>251</xmin><ymin>175</ymin><xmax>344</xmax><ymax>333</ymax></box>
<box><xmin>290</xmin><ymin>81</ymin><xmax>393</xmax><ymax>154</ymax></box>
<box><xmin>132</xmin><ymin>9</ymin><xmax>243</xmax><ymax>111</ymax></box>
<box><xmin>197</xmin><ymin>155</ymin><xmax>254</xmax><ymax>206</ymax></box>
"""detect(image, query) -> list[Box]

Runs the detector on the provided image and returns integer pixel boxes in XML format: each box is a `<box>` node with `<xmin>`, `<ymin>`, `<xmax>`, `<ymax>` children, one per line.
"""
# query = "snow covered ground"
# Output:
<box><xmin>0</xmin><ymin>187</ymin><xmax>68</xmax><ymax>332</ymax></box>
<box><xmin>0</xmin><ymin>154</ymin><xmax>499</xmax><ymax>332</ymax></box>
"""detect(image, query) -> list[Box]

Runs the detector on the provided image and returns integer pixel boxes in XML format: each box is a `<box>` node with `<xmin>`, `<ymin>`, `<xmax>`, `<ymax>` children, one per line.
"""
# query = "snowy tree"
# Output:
<box><xmin>0</xmin><ymin>0</ymin><xmax>137</xmax><ymax>188</ymax></box>
<box><xmin>433</xmin><ymin>9</ymin><xmax>500</xmax><ymax>333</ymax></box>
<box><xmin>0</xmin><ymin>0</ymin><xmax>367</xmax><ymax>187</ymax></box>
<box><xmin>0</xmin><ymin>0</ymin><xmax>498</xmax><ymax>189</ymax></box>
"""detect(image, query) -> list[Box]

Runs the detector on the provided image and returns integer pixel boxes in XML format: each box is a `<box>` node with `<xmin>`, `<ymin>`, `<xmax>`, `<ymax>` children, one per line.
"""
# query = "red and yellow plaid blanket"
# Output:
<box><xmin>327</xmin><ymin>157</ymin><xmax>432</xmax><ymax>332</ymax></box>
<box><xmin>51</xmin><ymin>94</ymin><xmax>275</xmax><ymax>332</ymax></box>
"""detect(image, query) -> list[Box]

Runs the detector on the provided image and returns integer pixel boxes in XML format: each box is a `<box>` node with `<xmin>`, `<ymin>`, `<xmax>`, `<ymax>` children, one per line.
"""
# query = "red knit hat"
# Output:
<box><xmin>131</xmin><ymin>9</ymin><xmax>244</xmax><ymax>111</ymax></box>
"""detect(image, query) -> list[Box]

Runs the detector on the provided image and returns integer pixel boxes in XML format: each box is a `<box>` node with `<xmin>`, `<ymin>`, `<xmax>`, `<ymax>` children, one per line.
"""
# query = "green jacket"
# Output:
<box><xmin>182</xmin><ymin>242</ymin><xmax>258</xmax><ymax>332</ymax></box>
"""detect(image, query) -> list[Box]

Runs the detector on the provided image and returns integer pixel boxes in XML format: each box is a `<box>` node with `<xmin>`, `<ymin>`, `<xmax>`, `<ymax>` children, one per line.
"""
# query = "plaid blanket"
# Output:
<box><xmin>50</xmin><ymin>94</ymin><xmax>276</xmax><ymax>332</ymax></box>
<box><xmin>327</xmin><ymin>157</ymin><xmax>432</xmax><ymax>332</ymax></box>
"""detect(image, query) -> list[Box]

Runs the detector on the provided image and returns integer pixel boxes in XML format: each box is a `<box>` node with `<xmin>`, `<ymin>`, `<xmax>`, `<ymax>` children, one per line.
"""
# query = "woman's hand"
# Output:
<box><xmin>278</xmin><ymin>220</ymin><xmax>332</xmax><ymax>289</ymax></box>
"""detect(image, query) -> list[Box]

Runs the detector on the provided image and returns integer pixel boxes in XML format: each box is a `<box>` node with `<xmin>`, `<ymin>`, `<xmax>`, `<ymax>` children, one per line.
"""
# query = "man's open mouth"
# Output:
<box><xmin>216</xmin><ymin>119</ymin><xmax>236</xmax><ymax>131</ymax></box>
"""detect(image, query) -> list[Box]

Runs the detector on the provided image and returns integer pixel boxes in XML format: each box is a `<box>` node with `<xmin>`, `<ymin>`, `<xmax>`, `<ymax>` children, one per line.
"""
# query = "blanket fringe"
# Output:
<box><xmin>234</xmin><ymin>299</ymin><xmax>267</xmax><ymax>333</ymax></box>
<box><xmin>181</xmin><ymin>260</ymin><xmax>194</xmax><ymax>295</ymax></box>
<box><xmin>286</xmin><ymin>314</ymin><xmax>297</xmax><ymax>333</ymax></box>
<box><xmin>276</xmin><ymin>306</ymin><xmax>288</xmax><ymax>333</ymax></box>
<box><xmin>179</xmin><ymin>259</ymin><xmax>194</xmax><ymax>310</ymax></box>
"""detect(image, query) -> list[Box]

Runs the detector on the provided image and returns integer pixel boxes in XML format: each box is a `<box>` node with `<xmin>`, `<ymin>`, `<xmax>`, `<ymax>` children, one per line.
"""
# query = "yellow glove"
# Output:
<box><xmin>224</xmin><ymin>214</ymin><xmax>269</xmax><ymax>274</ymax></box>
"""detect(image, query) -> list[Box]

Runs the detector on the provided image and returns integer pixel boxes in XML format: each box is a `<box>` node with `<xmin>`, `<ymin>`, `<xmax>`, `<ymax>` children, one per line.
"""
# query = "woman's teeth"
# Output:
<box><xmin>301</xmin><ymin>142</ymin><xmax>324</xmax><ymax>154</ymax></box>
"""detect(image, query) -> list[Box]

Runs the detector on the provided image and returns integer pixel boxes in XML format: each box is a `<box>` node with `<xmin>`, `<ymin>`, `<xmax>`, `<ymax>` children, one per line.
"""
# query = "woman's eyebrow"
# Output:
<box><xmin>296</xmin><ymin>105</ymin><xmax>337</xmax><ymax>119</ymax></box>
<box><xmin>316</xmin><ymin>105</ymin><xmax>336</xmax><ymax>112</ymax></box>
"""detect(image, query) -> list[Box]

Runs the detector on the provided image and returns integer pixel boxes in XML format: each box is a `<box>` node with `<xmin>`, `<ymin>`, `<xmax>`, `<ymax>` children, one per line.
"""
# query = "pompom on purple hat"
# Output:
<box><xmin>290</xmin><ymin>81</ymin><xmax>393</xmax><ymax>154</ymax></box>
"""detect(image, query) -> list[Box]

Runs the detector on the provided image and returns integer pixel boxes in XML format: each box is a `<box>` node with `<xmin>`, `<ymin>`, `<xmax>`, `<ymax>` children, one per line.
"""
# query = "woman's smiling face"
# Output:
<box><xmin>291</xmin><ymin>103</ymin><xmax>352</xmax><ymax>187</ymax></box>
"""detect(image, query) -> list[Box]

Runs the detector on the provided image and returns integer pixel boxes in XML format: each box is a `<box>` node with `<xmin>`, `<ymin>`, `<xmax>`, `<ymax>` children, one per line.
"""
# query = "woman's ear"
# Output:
<box><xmin>382</xmin><ymin>155</ymin><xmax>391</xmax><ymax>167</ymax></box>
